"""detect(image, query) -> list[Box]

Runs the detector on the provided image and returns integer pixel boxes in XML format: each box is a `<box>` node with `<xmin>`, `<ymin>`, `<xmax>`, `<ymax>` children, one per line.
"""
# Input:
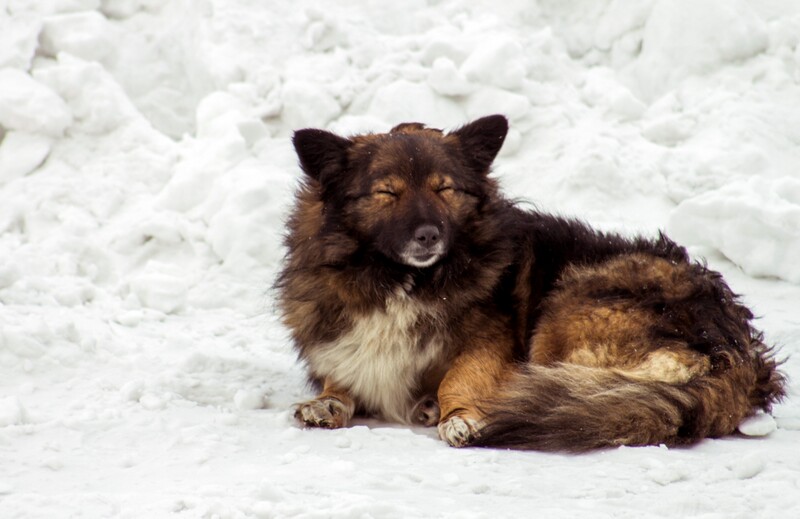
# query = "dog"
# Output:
<box><xmin>276</xmin><ymin>114</ymin><xmax>785</xmax><ymax>451</ymax></box>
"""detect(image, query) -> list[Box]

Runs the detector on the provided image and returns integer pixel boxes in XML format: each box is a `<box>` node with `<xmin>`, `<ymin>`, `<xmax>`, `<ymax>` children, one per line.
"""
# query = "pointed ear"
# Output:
<box><xmin>292</xmin><ymin>129</ymin><xmax>351</xmax><ymax>180</ymax></box>
<box><xmin>451</xmin><ymin>115</ymin><xmax>508</xmax><ymax>174</ymax></box>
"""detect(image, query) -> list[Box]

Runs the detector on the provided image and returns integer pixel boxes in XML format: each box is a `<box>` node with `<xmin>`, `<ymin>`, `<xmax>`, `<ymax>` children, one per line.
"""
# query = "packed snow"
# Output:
<box><xmin>2</xmin><ymin>0</ymin><xmax>800</xmax><ymax>517</ymax></box>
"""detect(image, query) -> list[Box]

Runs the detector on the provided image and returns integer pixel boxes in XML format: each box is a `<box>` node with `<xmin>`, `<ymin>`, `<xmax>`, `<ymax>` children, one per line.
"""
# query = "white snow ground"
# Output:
<box><xmin>1</xmin><ymin>0</ymin><xmax>800</xmax><ymax>517</ymax></box>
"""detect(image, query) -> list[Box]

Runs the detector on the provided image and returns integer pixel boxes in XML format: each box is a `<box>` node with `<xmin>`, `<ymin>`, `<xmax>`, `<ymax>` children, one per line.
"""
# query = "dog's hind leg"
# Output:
<box><xmin>410</xmin><ymin>394</ymin><xmax>440</xmax><ymax>426</ymax></box>
<box><xmin>294</xmin><ymin>380</ymin><xmax>355</xmax><ymax>429</ymax></box>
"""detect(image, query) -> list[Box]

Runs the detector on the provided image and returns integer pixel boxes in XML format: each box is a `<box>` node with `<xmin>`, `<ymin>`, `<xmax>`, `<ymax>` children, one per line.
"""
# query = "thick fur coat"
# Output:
<box><xmin>276</xmin><ymin>115</ymin><xmax>785</xmax><ymax>451</ymax></box>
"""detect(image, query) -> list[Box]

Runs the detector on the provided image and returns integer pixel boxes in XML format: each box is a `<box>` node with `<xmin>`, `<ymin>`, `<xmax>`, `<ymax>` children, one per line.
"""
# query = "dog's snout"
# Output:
<box><xmin>401</xmin><ymin>224</ymin><xmax>446</xmax><ymax>267</ymax></box>
<box><xmin>414</xmin><ymin>225</ymin><xmax>440</xmax><ymax>245</ymax></box>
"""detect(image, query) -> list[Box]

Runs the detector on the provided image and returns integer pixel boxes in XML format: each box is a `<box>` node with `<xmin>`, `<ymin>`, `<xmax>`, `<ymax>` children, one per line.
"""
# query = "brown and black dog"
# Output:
<box><xmin>276</xmin><ymin>115</ymin><xmax>785</xmax><ymax>451</ymax></box>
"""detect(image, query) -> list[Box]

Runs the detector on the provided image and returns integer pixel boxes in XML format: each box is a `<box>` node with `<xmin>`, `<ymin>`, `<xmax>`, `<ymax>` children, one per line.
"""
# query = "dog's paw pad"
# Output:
<box><xmin>294</xmin><ymin>398</ymin><xmax>349</xmax><ymax>429</ymax></box>
<box><xmin>438</xmin><ymin>415</ymin><xmax>480</xmax><ymax>447</ymax></box>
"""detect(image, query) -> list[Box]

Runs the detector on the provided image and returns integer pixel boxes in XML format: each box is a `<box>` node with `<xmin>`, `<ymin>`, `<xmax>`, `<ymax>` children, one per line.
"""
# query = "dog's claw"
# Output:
<box><xmin>295</xmin><ymin>397</ymin><xmax>350</xmax><ymax>429</ymax></box>
<box><xmin>438</xmin><ymin>415</ymin><xmax>480</xmax><ymax>447</ymax></box>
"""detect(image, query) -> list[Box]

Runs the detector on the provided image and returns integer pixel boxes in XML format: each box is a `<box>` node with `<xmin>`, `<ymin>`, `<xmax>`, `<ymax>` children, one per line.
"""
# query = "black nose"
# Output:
<box><xmin>414</xmin><ymin>225</ymin><xmax>440</xmax><ymax>245</ymax></box>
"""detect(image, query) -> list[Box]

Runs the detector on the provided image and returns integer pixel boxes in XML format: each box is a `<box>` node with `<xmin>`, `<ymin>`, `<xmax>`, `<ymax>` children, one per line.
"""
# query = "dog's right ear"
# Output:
<box><xmin>292</xmin><ymin>129</ymin><xmax>351</xmax><ymax>180</ymax></box>
<box><xmin>450</xmin><ymin>114</ymin><xmax>508</xmax><ymax>175</ymax></box>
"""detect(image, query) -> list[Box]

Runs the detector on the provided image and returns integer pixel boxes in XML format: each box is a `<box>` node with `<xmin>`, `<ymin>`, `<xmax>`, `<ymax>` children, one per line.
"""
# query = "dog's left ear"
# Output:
<box><xmin>292</xmin><ymin>129</ymin><xmax>351</xmax><ymax>181</ymax></box>
<box><xmin>451</xmin><ymin>114</ymin><xmax>508</xmax><ymax>174</ymax></box>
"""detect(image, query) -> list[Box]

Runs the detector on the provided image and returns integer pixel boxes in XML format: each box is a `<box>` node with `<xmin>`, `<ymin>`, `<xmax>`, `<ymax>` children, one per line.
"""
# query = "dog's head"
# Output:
<box><xmin>292</xmin><ymin>115</ymin><xmax>508</xmax><ymax>269</ymax></box>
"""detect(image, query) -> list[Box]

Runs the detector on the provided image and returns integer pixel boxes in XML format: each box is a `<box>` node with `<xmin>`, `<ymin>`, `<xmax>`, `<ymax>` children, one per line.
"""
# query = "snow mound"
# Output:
<box><xmin>668</xmin><ymin>177</ymin><xmax>800</xmax><ymax>283</ymax></box>
<box><xmin>632</xmin><ymin>0</ymin><xmax>768</xmax><ymax>100</ymax></box>
<box><xmin>738</xmin><ymin>413</ymin><xmax>778</xmax><ymax>437</ymax></box>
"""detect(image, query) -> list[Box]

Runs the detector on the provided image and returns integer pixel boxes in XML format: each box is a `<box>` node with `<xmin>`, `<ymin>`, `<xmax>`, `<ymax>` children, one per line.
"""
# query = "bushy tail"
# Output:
<box><xmin>472</xmin><ymin>355</ymin><xmax>785</xmax><ymax>452</ymax></box>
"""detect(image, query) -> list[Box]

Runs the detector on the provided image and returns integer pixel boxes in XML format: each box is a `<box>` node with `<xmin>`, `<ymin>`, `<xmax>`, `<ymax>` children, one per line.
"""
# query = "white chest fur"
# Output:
<box><xmin>307</xmin><ymin>291</ymin><xmax>444</xmax><ymax>424</ymax></box>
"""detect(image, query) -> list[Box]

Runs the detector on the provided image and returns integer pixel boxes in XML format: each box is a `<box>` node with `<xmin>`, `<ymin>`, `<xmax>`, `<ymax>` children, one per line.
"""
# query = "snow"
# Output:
<box><xmin>631</xmin><ymin>0</ymin><xmax>769</xmax><ymax>101</ymax></box>
<box><xmin>39</xmin><ymin>11</ymin><xmax>116</xmax><ymax>63</ymax></box>
<box><xmin>0</xmin><ymin>68</ymin><xmax>71</xmax><ymax>136</ymax></box>
<box><xmin>1</xmin><ymin>0</ymin><xmax>799</xmax><ymax>517</ymax></box>
<box><xmin>669</xmin><ymin>177</ymin><xmax>800</xmax><ymax>283</ymax></box>
<box><xmin>738</xmin><ymin>413</ymin><xmax>778</xmax><ymax>437</ymax></box>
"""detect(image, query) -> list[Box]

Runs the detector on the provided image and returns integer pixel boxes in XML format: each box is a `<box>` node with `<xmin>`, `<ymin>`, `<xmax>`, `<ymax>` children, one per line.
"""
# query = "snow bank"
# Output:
<box><xmin>669</xmin><ymin>177</ymin><xmax>800</xmax><ymax>283</ymax></box>
<box><xmin>1</xmin><ymin>0</ymin><xmax>799</xmax><ymax>517</ymax></box>
<box><xmin>632</xmin><ymin>0</ymin><xmax>768</xmax><ymax>100</ymax></box>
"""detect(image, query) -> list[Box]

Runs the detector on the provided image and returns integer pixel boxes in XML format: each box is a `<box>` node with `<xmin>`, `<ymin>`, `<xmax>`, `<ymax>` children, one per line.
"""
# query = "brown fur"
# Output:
<box><xmin>278</xmin><ymin>115</ymin><xmax>786</xmax><ymax>451</ymax></box>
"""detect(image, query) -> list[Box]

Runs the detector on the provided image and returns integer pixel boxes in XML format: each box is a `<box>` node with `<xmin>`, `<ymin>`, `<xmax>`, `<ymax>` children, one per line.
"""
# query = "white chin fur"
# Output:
<box><xmin>400</xmin><ymin>242</ymin><xmax>445</xmax><ymax>268</ymax></box>
<box><xmin>402</xmin><ymin>253</ymin><xmax>442</xmax><ymax>268</ymax></box>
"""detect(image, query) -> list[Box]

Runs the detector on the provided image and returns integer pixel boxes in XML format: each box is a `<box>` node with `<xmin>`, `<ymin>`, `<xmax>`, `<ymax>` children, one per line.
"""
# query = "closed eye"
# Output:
<box><xmin>375</xmin><ymin>190</ymin><xmax>399</xmax><ymax>197</ymax></box>
<box><xmin>436</xmin><ymin>186</ymin><xmax>455</xmax><ymax>194</ymax></box>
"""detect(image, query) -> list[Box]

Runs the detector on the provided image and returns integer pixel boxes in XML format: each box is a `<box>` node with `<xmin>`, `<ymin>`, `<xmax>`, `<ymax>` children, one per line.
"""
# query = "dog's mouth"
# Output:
<box><xmin>399</xmin><ymin>242</ymin><xmax>446</xmax><ymax>268</ymax></box>
<box><xmin>407</xmin><ymin>253</ymin><xmax>440</xmax><ymax>267</ymax></box>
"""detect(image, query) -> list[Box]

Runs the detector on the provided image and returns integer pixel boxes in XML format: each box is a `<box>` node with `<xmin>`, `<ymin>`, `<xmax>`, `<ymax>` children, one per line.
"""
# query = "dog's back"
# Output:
<box><xmin>476</xmin><ymin>218</ymin><xmax>785</xmax><ymax>449</ymax></box>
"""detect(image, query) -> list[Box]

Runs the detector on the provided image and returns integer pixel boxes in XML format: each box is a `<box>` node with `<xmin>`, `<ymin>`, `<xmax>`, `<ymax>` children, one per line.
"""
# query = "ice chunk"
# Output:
<box><xmin>738</xmin><ymin>413</ymin><xmax>778</xmax><ymax>437</ymax></box>
<box><xmin>2</xmin><ymin>327</ymin><xmax>46</xmax><ymax>359</ymax></box>
<box><xmin>128</xmin><ymin>262</ymin><xmax>189</xmax><ymax>314</ymax></box>
<box><xmin>642</xmin><ymin>115</ymin><xmax>697</xmax><ymax>146</ymax></box>
<box><xmin>466</xmin><ymin>88</ymin><xmax>531</xmax><ymax>123</ymax></box>
<box><xmin>206</xmin><ymin>166</ymin><xmax>286</xmax><ymax>271</ymax></box>
<box><xmin>50</xmin><ymin>0</ymin><xmax>102</xmax><ymax>12</ymax></box>
<box><xmin>420</xmin><ymin>35</ymin><xmax>470</xmax><ymax>67</ymax></box>
<box><xmin>100</xmin><ymin>0</ymin><xmax>151</xmax><ymax>18</ymax></box>
<box><xmin>234</xmin><ymin>389</ymin><xmax>266</xmax><ymax>410</ymax></box>
<box><xmin>33</xmin><ymin>54</ymin><xmax>140</xmax><ymax>134</ymax></box>
<box><xmin>0</xmin><ymin>13</ymin><xmax>41</xmax><ymax>69</ymax></box>
<box><xmin>729</xmin><ymin>453</ymin><xmax>766</xmax><ymax>479</ymax></box>
<box><xmin>302</xmin><ymin>8</ymin><xmax>346</xmax><ymax>52</ymax></box>
<box><xmin>281</xmin><ymin>80</ymin><xmax>341</xmax><ymax>129</ymax></box>
<box><xmin>0</xmin><ymin>264</ymin><xmax>21</xmax><ymax>289</ymax></box>
<box><xmin>196</xmin><ymin>91</ymin><xmax>249</xmax><ymax>139</ymax></box>
<box><xmin>0</xmin><ymin>68</ymin><xmax>72</xmax><ymax>137</ymax></box>
<box><xmin>120</xmin><ymin>380</ymin><xmax>145</xmax><ymax>402</ymax></box>
<box><xmin>155</xmin><ymin>136</ymin><xmax>247</xmax><ymax>212</ymax></box>
<box><xmin>460</xmin><ymin>36</ymin><xmax>526</xmax><ymax>90</ymax></box>
<box><xmin>428</xmin><ymin>57</ymin><xmax>474</xmax><ymax>96</ymax></box>
<box><xmin>581</xmin><ymin>68</ymin><xmax>646</xmax><ymax>120</ymax></box>
<box><xmin>194</xmin><ymin>88</ymin><xmax>270</xmax><ymax>149</ymax></box>
<box><xmin>39</xmin><ymin>11</ymin><xmax>115</xmax><ymax>63</ymax></box>
<box><xmin>0</xmin><ymin>131</ymin><xmax>52</xmax><ymax>183</ymax></box>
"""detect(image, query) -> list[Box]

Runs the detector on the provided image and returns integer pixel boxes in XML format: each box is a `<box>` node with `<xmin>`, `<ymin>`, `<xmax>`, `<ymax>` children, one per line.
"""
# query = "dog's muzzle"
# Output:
<box><xmin>400</xmin><ymin>225</ymin><xmax>446</xmax><ymax>267</ymax></box>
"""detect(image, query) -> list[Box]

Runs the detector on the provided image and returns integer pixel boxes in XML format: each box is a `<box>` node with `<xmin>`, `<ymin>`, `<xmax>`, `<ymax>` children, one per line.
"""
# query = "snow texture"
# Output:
<box><xmin>1</xmin><ymin>1</ymin><xmax>800</xmax><ymax>518</ymax></box>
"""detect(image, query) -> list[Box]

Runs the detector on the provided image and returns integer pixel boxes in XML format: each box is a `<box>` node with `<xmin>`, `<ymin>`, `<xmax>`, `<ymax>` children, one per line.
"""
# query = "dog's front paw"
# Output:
<box><xmin>294</xmin><ymin>397</ymin><xmax>352</xmax><ymax>429</ymax></box>
<box><xmin>438</xmin><ymin>415</ymin><xmax>481</xmax><ymax>447</ymax></box>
